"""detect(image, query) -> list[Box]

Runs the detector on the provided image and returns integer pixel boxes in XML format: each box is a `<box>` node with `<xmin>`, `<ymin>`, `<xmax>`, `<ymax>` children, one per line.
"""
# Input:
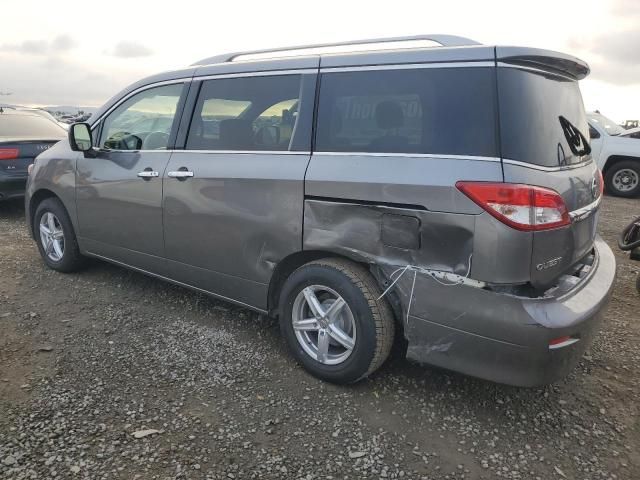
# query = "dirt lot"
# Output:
<box><xmin>0</xmin><ymin>196</ymin><xmax>638</xmax><ymax>480</ymax></box>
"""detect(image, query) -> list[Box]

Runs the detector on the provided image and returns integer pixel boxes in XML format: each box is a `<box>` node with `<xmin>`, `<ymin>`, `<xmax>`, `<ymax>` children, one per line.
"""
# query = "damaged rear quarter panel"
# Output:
<box><xmin>303</xmin><ymin>199</ymin><xmax>476</xmax><ymax>276</ymax></box>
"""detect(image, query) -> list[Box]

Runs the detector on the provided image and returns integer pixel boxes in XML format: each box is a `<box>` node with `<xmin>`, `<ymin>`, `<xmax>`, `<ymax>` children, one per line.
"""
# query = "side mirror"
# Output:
<box><xmin>69</xmin><ymin>123</ymin><xmax>93</xmax><ymax>152</ymax></box>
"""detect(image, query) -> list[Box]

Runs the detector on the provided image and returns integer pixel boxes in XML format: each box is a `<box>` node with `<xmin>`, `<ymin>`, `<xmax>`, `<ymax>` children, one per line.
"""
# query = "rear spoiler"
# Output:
<box><xmin>496</xmin><ymin>46</ymin><xmax>590</xmax><ymax>80</ymax></box>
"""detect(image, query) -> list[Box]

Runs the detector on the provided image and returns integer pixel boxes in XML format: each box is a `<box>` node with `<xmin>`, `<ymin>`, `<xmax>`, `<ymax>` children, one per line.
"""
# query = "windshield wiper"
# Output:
<box><xmin>559</xmin><ymin>116</ymin><xmax>592</xmax><ymax>156</ymax></box>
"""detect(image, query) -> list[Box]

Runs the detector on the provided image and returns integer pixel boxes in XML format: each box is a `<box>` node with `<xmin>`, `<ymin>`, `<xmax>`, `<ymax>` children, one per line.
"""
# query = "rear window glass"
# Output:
<box><xmin>0</xmin><ymin>114</ymin><xmax>66</xmax><ymax>138</ymax></box>
<box><xmin>498</xmin><ymin>68</ymin><xmax>589</xmax><ymax>167</ymax></box>
<box><xmin>315</xmin><ymin>67</ymin><xmax>497</xmax><ymax>157</ymax></box>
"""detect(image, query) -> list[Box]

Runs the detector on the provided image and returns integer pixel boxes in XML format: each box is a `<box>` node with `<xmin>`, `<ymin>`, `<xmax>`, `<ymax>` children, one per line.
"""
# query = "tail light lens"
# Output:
<box><xmin>456</xmin><ymin>182</ymin><xmax>571</xmax><ymax>231</ymax></box>
<box><xmin>597</xmin><ymin>169</ymin><xmax>604</xmax><ymax>197</ymax></box>
<box><xmin>0</xmin><ymin>148</ymin><xmax>19</xmax><ymax>160</ymax></box>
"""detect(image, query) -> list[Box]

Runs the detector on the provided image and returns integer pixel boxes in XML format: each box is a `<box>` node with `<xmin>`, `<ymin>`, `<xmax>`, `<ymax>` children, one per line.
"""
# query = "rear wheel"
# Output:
<box><xmin>279</xmin><ymin>258</ymin><xmax>395</xmax><ymax>384</ymax></box>
<box><xmin>605</xmin><ymin>161</ymin><xmax>640</xmax><ymax>197</ymax></box>
<box><xmin>34</xmin><ymin>198</ymin><xmax>86</xmax><ymax>272</ymax></box>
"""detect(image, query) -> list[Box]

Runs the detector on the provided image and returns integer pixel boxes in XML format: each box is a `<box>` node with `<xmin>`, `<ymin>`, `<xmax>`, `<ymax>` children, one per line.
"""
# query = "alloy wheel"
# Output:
<box><xmin>291</xmin><ymin>285</ymin><xmax>356</xmax><ymax>365</ymax></box>
<box><xmin>39</xmin><ymin>212</ymin><xmax>65</xmax><ymax>262</ymax></box>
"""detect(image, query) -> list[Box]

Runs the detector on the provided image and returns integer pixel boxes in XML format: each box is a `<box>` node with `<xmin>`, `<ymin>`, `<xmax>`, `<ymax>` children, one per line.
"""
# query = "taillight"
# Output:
<box><xmin>0</xmin><ymin>148</ymin><xmax>19</xmax><ymax>160</ymax></box>
<box><xmin>597</xmin><ymin>169</ymin><xmax>604</xmax><ymax>197</ymax></box>
<box><xmin>456</xmin><ymin>182</ymin><xmax>571</xmax><ymax>231</ymax></box>
<box><xmin>549</xmin><ymin>335</ymin><xmax>579</xmax><ymax>350</ymax></box>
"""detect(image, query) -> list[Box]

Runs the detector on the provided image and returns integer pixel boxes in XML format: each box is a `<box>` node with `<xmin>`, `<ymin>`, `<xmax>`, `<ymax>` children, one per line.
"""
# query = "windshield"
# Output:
<box><xmin>0</xmin><ymin>114</ymin><xmax>67</xmax><ymax>138</ymax></box>
<box><xmin>588</xmin><ymin>113</ymin><xmax>625</xmax><ymax>136</ymax></box>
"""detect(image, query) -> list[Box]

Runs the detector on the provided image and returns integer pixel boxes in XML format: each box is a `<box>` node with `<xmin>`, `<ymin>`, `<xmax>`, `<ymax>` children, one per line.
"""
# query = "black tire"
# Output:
<box><xmin>604</xmin><ymin>160</ymin><xmax>640</xmax><ymax>198</ymax></box>
<box><xmin>34</xmin><ymin>197</ymin><xmax>86</xmax><ymax>272</ymax></box>
<box><xmin>279</xmin><ymin>258</ymin><xmax>395</xmax><ymax>384</ymax></box>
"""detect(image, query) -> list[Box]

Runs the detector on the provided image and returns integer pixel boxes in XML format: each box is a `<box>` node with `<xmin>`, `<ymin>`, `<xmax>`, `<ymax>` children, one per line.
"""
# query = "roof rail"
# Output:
<box><xmin>193</xmin><ymin>34</ymin><xmax>481</xmax><ymax>66</ymax></box>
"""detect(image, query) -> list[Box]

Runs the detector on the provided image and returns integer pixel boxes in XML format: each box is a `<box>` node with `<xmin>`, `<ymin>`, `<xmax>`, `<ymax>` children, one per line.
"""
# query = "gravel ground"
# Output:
<box><xmin>0</xmin><ymin>196</ymin><xmax>639</xmax><ymax>480</ymax></box>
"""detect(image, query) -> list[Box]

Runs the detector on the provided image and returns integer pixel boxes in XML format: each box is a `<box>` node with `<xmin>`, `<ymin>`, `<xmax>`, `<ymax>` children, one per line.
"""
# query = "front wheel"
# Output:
<box><xmin>279</xmin><ymin>258</ymin><xmax>395</xmax><ymax>384</ymax></box>
<box><xmin>34</xmin><ymin>198</ymin><xmax>86</xmax><ymax>272</ymax></box>
<box><xmin>605</xmin><ymin>161</ymin><xmax>640</xmax><ymax>198</ymax></box>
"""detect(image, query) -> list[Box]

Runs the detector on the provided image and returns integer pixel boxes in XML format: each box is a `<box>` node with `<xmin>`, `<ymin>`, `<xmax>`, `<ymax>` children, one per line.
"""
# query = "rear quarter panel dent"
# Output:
<box><xmin>303</xmin><ymin>199</ymin><xmax>475</xmax><ymax>275</ymax></box>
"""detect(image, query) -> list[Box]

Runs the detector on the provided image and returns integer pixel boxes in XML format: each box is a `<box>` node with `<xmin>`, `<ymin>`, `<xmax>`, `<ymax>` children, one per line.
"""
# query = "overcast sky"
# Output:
<box><xmin>1</xmin><ymin>0</ymin><xmax>639</xmax><ymax>122</ymax></box>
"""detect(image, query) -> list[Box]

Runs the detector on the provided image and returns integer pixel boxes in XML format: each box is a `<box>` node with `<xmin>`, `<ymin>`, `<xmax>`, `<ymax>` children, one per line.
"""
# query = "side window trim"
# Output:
<box><xmin>166</xmin><ymin>81</ymin><xmax>192</xmax><ymax>150</ymax></box>
<box><xmin>174</xmin><ymin>80</ymin><xmax>203</xmax><ymax>150</ymax></box>
<box><xmin>90</xmin><ymin>80</ymin><xmax>190</xmax><ymax>152</ymax></box>
<box><xmin>290</xmin><ymin>73</ymin><xmax>316</xmax><ymax>152</ymax></box>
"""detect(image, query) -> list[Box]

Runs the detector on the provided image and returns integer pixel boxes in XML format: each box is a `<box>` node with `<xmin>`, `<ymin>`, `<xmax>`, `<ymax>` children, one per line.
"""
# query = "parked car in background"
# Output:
<box><xmin>619</xmin><ymin>126</ymin><xmax>640</xmax><ymax>139</ymax></box>
<box><xmin>15</xmin><ymin>107</ymin><xmax>69</xmax><ymax>130</ymax></box>
<box><xmin>588</xmin><ymin>112</ymin><xmax>640</xmax><ymax>197</ymax></box>
<box><xmin>26</xmin><ymin>35</ymin><xmax>615</xmax><ymax>386</ymax></box>
<box><xmin>0</xmin><ymin>108</ymin><xmax>66</xmax><ymax>201</ymax></box>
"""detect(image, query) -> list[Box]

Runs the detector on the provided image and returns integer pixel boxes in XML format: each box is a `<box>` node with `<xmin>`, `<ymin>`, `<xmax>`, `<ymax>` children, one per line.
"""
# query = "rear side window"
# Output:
<box><xmin>498</xmin><ymin>68</ymin><xmax>589</xmax><ymax>167</ymax></box>
<box><xmin>187</xmin><ymin>75</ymin><xmax>302</xmax><ymax>151</ymax></box>
<box><xmin>315</xmin><ymin>67</ymin><xmax>497</xmax><ymax>157</ymax></box>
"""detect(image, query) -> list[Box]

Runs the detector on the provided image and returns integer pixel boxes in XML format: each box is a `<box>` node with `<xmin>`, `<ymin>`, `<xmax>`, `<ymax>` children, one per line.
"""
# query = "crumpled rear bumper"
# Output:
<box><xmin>389</xmin><ymin>236</ymin><xmax>616</xmax><ymax>387</ymax></box>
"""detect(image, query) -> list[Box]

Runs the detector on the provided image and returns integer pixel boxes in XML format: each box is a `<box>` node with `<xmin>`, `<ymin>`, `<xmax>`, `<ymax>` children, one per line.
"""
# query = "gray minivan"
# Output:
<box><xmin>25</xmin><ymin>35</ymin><xmax>616</xmax><ymax>386</ymax></box>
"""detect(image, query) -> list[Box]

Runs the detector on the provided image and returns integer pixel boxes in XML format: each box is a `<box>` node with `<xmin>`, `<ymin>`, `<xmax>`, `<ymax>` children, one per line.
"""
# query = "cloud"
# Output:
<box><xmin>112</xmin><ymin>41</ymin><xmax>153</xmax><ymax>58</ymax></box>
<box><xmin>611</xmin><ymin>0</ymin><xmax>640</xmax><ymax>16</ymax></box>
<box><xmin>0</xmin><ymin>52</ymin><xmax>145</xmax><ymax>106</ymax></box>
<box><xmin>567</xmin><ymin>1</ymin><xmax>640</xmax><ymax>86</ymax></box>
<box><xmin>0</xmin><ymin>35</ymin><xmax>76</xmax><ymax>55</ymax></box>
<box><xmin>590</xmin><ymin>29</ymin><xmax>640</xmax><ymax>64</ymax></box>
<box><xmin>587</xmin><ymin>58</ymin><xmax>640</xmax><ymax>86</ymax></box>
<box><xmin>572</xmin><ymin>29</ymin><xmax>640</xmax><ymax>85</ymax></box>
<box><xmin>51</xmin><ymin>34</ymin><xmax>76</xmax><ymax>52</ymax></box>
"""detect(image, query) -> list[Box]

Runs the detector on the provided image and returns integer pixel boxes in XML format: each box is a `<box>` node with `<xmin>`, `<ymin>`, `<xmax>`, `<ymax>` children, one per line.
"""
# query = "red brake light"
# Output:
<box><xmin>597</xmin><ymin>169</ymin><xmax>604</xmax><ymax>197</ymax></box>
<box><xmin>456</xmin><ymin>182</ymin><xmax>571</xmax><ymax>231</ymax></box>
<box><xmin>0</xmin><ymin>148</ymin><xmax>19</xmax><ymax>160</ymax></box>
<box><xmin>549</xmin><ymin>336</ymin><xmax>571</xmax><ymax>346</ymax></box>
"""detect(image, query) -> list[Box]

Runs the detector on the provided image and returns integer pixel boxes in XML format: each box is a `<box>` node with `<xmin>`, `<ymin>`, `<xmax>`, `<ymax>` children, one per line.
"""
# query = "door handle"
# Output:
<box><xmin>167</xmin><ymin>169</ymin><xmax>194</xmax><ymax>179</ymax></box>
<box><xmin>137</xmin><ymin>169</ymin><xmax>159</xmax><ymax>179</ymax></box>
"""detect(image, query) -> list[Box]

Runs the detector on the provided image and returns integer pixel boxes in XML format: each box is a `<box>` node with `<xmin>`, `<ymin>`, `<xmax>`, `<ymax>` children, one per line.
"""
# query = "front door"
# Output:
<box><xmin>162</xmin><ymin>73</ymin><xmax>316</xmax><ymax>309</ymax></box>
<box><xmin>76</xmin><ymin>82</ymin><xmax>186</xmax><ymax>272</ymax></box>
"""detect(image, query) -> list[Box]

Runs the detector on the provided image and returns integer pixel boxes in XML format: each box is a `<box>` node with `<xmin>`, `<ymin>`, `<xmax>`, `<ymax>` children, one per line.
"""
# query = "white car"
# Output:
<box><xmin>588</xmin><ymin>112</ymin><xmax>640</xmax><ymax>197</ymax></box>
<box><xmin>619</xmin><ymin>126</ymin><xmax>640</xmax><ymax>139</ymax></box>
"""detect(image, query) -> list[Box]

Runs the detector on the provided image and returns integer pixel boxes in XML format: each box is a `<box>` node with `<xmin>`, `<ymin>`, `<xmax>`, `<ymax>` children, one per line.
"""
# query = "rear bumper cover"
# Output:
<box><xmin>395</xmin><ymin>236</ymin><xmax>616</xmax><ymax>387</ymax></box>
<box><xmin>0</xmin><ymin>175</ymin><xmax>27</xmax><ymax>200</ymax></box>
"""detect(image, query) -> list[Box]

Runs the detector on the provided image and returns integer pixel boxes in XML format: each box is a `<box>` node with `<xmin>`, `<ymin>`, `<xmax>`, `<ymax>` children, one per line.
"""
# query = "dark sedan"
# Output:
<box><xmin>0</xmin><ymin>108</ymin><xmax>66</xmax><ymax>201</ymax></box>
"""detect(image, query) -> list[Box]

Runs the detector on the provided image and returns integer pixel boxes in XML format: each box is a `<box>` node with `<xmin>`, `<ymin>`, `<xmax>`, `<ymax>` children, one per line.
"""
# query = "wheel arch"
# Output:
<box><xmin>267</xmin><ymin>250</ymin><xmax>403</xmax><ymax>331</ymax></box>
<box><xmin>602</xmin><ymin>155</ymin><xmax>640</xmax><ymax>175</ymax></box>
<box><xmin>268</xmin><ymin>250</ymin><xmax>343</xmax><ymax>317</ymax></box>
<box><xmin>28</xmin><ymin>189</ymin><xmax>62</xmax><ymax>238</ymax></box>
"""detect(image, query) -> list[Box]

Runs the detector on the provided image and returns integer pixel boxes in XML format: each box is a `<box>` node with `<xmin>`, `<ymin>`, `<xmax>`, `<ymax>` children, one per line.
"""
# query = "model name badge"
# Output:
<box><xmin>536</xmin><ymin>257</ymin><xmax>563</xmax><ymax>271</ymax></box>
